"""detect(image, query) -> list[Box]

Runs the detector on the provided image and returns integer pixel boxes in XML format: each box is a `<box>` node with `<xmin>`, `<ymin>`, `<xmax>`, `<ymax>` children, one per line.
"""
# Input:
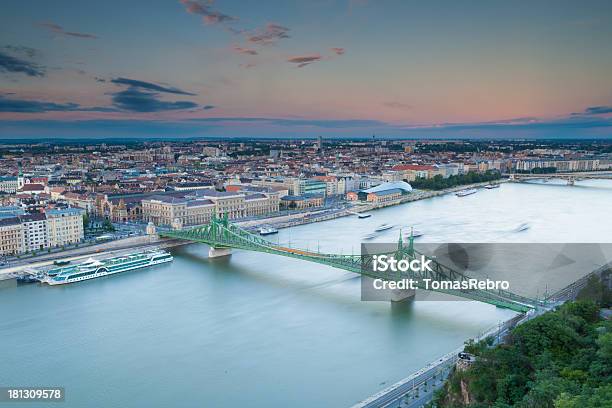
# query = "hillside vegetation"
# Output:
<box><xmin>432</xmin><ymin>300</ymin><xmax>612</xmax><ymax>408</ymax></box>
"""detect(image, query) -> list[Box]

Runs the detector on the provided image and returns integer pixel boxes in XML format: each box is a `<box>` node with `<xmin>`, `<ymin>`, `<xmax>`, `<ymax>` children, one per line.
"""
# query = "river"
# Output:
<box><xmin>1</xmin><ymin>180</ymin><xmax>611</xmax><ymax>408</ymax></box>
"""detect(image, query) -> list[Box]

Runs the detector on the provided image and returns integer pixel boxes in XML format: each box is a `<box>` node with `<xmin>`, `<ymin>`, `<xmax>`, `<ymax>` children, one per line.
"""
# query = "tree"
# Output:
<box><xmin>103</xmin><ymin>219</ymin><xmax>115</xmax><ymax>232</ymax></box>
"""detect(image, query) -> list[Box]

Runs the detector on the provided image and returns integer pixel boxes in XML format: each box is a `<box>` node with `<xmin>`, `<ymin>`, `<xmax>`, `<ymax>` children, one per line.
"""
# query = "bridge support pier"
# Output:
<box><xmin>390</xmin><ymin>288</ymin><xmax>416</xmax><ymax>303</ymax></box>
<box><xmin>208</xmin><ymin>247</ymin><xmax>232</xmax><ymax>258</ymax></box>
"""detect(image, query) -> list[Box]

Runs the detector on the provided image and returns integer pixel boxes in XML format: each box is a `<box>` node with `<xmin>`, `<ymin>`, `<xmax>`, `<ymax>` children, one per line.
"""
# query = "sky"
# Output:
<box><xmin>1</xmin><ymin>0</ymin><xmax>612</xmax><ymax>139</ymax></box>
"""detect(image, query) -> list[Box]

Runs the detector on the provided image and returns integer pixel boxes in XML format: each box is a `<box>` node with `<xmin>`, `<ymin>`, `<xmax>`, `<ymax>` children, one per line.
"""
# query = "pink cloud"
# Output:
<box><xmin>179</xmin><ymin>0</ymin><xmax>236</xmax><ymax>25</ymax></box>
<box><xmin>232</xmin><ymin>45</ymin><xmax>258</xmax><ymax>56</ymax></box>
<box><xmin>247</xmin><ymin>23</ymin><xmax>290</xmax><ymax>45</ymax></box>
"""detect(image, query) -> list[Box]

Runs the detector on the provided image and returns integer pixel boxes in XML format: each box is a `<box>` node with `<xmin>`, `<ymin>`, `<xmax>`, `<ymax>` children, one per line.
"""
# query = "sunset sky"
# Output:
<box><xmin>1</xmin><ymin>0</ymin><xmax>611</xmax><ymax>139</ymax></box>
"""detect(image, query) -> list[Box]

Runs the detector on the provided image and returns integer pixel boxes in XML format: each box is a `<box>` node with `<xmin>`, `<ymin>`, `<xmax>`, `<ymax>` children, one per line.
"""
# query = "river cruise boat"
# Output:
<box><xmin>43</xmin><ymin>249</ymin><xmax>173</xmax><ymax>285</ymax></box>
<box><xmin>375</xmin><ymin>223</ymin><xmax>394</xmax><ymax>232</ymax></box>
<box><xmin>358</xmin><ymin>213</ymin><xmax>372</xmax><ymax>219</ymax></box>
<box><xmin>456</xmin><ymin>189</ymin><xmax>478</xmax><ymax>197</ymax></box>
<box><xmin>484</xmin><ymin>183</ymin><xmax>500</xmax><ymax>189</ymax></box>
<box><xmin>259</xmin><ymin>226</ymin><xmax>279</xmax><ymax>236</ymax></box>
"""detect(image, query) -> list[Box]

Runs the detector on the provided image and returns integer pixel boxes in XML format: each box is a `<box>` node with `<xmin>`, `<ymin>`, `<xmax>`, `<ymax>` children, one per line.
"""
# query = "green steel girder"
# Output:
<box><xmin>160</xmin><ymin>216</ymin><xmax>542</xmax><ymax>313</ymax></box>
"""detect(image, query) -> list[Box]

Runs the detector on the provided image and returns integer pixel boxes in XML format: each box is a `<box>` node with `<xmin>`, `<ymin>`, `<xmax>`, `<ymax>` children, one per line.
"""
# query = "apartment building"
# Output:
<box><xmin>0</xmin><ymin>176</ymin><xmax>23</xmax><ymax>194</ymax></box>
<box><xmin>46</xmin><ymin>208</ymin><xmax>85</xmax><ymax>248</ymax></box>
<box><xmin>0</xmin><ymin>217</ymin><xmax>23</xmax><ymax>256</ymax></box>
<box><xmin>514</xmin><ymin>159</ymin><xmax>608</xmax><ymax>172</ymax></box>
<box><xmin>19</xmin><ymin>213</ymin><xmax>49</xmax><ymax>252</ymax></box>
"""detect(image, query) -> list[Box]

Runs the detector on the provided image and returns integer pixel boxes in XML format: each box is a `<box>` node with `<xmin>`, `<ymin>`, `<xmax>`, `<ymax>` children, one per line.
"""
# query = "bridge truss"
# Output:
<box><xmin>160</xmin><ymin>215</ymin><xmax>544</xmax><ymax>313</ymax></box>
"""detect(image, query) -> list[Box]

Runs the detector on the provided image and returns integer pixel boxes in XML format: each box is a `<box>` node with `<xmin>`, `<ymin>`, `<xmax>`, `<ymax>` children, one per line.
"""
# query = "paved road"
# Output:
<box><xmin>352</xmin><ymin>312</ymin><xmax>533</xmax><ymax>408</ymax></box>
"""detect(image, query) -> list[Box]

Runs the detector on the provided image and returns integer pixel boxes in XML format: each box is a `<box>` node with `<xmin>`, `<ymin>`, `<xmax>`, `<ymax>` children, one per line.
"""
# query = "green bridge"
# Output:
<box><xmin>160</xmin><ymin>216</ymin><xmax>544</xmax><ymax>313</ymax></box>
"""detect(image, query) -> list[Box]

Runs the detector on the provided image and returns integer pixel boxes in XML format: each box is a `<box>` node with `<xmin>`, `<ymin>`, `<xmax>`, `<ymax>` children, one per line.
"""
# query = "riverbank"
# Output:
<box><xmin>238</xmin><ymin>179</ymin><xmax>507</xmax><ymax>231</ymax></box>
<box><xmin>0</xmin><ymin>235</ymin><xmax>188</xmax><ymax>279</ymax></box>
<box><xmin>0</xmin><ymin>180</ymin><xmax>505</xmax><ymax>277</ymax></box>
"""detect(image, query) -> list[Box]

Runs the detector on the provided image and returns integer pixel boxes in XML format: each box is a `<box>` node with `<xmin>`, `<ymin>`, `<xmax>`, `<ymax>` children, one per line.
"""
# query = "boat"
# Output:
<box><xmin>43</xmin><ymin>249</ymin><xmax>173</xmax><ymax>285</ymax></box>
<box><xmin>456</xmin><ymin>189</ymin><xmax>478</xmax><ymax>197</ymax></box>
<box><xmin>259</xmin><ymin>227</ymin><xmax>279</xmax><ymax>236</ymax></box>
<box><xmin>375</xmin><ymin>223</ymin><xmax>394</xmax><ymax>232</ymax></box>
<box><xmin>484</xmin><ymin>184</ymin><xmax>500</xmax><ymax>189</ymax></box>
<box><xmin>357</xmin><ymin>213</ymin><xmax>372</xmax><ymax>219</ymax></box>
<box><xmin>16</xmin><ymin>274</ymin><xmax>39</xmax><ymax>284</ymax></box>
<box><xmin>515</xmin><ymin>223</ymin><xmax>530</xmax><ymax>232</ymax></box>
<box><xmin>363</xmin><ymin>233</ymin><xmax>377</xmax><ymax>240</ymax></box>
<box><xmin>53</xmin><ymin>259</ymin><xmax>71</xmax><ymax>266</ymax></box>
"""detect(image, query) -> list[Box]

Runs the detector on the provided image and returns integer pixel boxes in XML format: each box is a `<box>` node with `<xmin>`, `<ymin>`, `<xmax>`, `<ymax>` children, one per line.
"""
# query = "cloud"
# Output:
<box><xmin>232</xmin><ymin>45</ymin><xmax>258</xmax><ymax>55</ymax></box>
<box><xmin>38</xmin><ymin>22</ymin><xmax>98</xmax><ymax>39</ymax></box>
<box><xmin>179</xmin><ymin>0</ymin><xmax>236</xmax><ymax>25</ymax></box>
<box><xmin>0</xmin><ymin>94</ymin><xmax>114</xmax><ymax>113</ymax></box>
<box><xmin>239</xmin><ymin>62</ymin><xmax>256</xmax><ymax>69</ymax></box>
<box><xmin>108</xmin><ymin>78</ymin><xmax>203</xmax><ymax>112</ymax></box>
<box><xmin>383</xmin><ymin>101</ymin><xmax>411</xmax><ymax>110</ymax></box>
<box><xmin>247</xmin><ymin>23</ymin><xmax>290</xmax><ymax>45</ymax></box>
<box><xmin>110</xmin><ymin>77</ymin><xmax>196</xmax><ymax>95</ymax></box>
<box><xmin>3</xmin><ymin>45</ymin><xmax>38</xmax><ymax>58</ymax></box>
<box><xmin>111</xmin><ymin>88</ymin><xmax>200</xmax><ymax>112</ymax></box>
<box><xmin>287</xmin><ymin>54</ymin><xmax>322</xmax><ymax>68</ymax></box>
<box><xmin>0</xmin><ymin>51</ymin><xmax>45</xmax><ymax>77</ymax></box>
<box><xmin>584</xmin><ymin>106</ymin><xmax>612</xmax><ymax>115</ymax></box>
<box><xmin>331</xmin><ymin>47</ymin><xmax>345</xmax><ymax>55</ymax></box>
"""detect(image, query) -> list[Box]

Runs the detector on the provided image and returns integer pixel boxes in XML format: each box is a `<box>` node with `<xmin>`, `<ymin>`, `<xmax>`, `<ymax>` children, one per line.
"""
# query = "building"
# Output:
<box><xmin>19</xmin><ymin>213</ymin><xmax>49</xmax><ymax>252</ymax></box>
<box><xmin>0</xmin><ymin>206</ymin><xmax>25</xmax><ymax>219</ymax></box>
<box><xmin>390</xmin><ymin>164</ymin><xmax>437</xmax><ymax>181</ymax></box>
<box><xmin>18</xmin><ymin>183</ymin><xmax>47</xmax><ymax>195</ymax></box>
<box><xmin>46</xmin><ymin>208</ymin><xmax>85</xmax><ymax>248</ymax></box>
<box><xmin>167</xmin><ymin>181</ymin><xmax>215</xmax><ymax>191</ymax></box>
<box><xmin>0</xmin><ymin>176</ymin><xmax>22</xmax><ymax>194</ymax></box>
<box><xmin>293</xmin><ymin>179</ymin><xmax>328</xmax><ymax>197</ymax></box>
<box><xmin>514</xmin><ymin>159</ymin><xmax>607</xmax><ymax>172</ymax></box>
<box><xmin>142</xmin><ymin>196</ymin><xmax>215</xmax><ymax>228</ymax></box>
<box><xmin>313</xmin><ymin>176</ymin><xmax>340</xmax><ymax>196</ymax></box>
<box><xmin>354</xmin><ymin>181</ymin><xmax>413</xmax><ymax>202</ymax></box>
<box><xmin>280</xmin><ymin>194</ymin><xmax>324</xmax><ymax>209</ymax></box>
<box><xmin>142</xmin><ymin>189</ymin><xmax>280</xmax><ymax>228</ymax></box>
<box><xmin>0</xmin><ymin>217</ymin><xmax>24</xmax><ymax>256</ymax></box>
<box><xmin>366</xmin><ymin>188</ymin><xmax>402</xmax><ymax>204</ymax></box>
<box><xmin>62</xmin><ymin>192</ymin><xmax>95</xmax><ymax>213</ymax></box>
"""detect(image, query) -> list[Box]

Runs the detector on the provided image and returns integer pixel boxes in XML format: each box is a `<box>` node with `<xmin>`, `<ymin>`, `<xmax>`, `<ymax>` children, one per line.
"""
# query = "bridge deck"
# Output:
<box><xmin>160</xmin><ymin>216</ymin><xmax>543</xmax><ymax>313</ymax></box>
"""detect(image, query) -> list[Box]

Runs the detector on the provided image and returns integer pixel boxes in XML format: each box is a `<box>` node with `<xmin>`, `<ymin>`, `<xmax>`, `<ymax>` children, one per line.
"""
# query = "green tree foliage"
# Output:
<box><xmin>576</xmin><ymin>273</ymin><xmax>612</xmax><ymax>308</ymax></box>
<box><xmin>102</xmin><ymin>219</ymin><xmax>115</xmax><ymax>232</ymax></box>
<box><xmin>436</xmin><ymin>301</ymin><xmax>612</xmax><ymax>407</ymax></box>
<box><xmin>410</xmin><ymin>171</ymin><xmax>501</xmax><ymax>191</ymax></box>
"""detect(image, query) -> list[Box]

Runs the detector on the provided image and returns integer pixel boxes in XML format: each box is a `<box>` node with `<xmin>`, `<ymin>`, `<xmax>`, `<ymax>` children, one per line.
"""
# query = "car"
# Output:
<box><xmin>458</xmin><ymin>352</ymin><xmax>471</xmax><ymax>360</ymax></box>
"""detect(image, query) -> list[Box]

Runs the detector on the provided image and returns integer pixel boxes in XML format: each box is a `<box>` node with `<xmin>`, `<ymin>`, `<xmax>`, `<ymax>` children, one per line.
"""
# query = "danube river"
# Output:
<box><xmin>1</xmin><ymin>180</ymin><xmax>611</xmax><ymax>408</ymax></box>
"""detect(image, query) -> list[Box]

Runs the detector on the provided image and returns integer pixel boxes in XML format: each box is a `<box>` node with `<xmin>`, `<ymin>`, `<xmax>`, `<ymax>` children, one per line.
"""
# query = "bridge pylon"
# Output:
<box><xmin>209</xmin><ymin>247</ymin><xmax>232</xmax><ymax>258</ymax></box>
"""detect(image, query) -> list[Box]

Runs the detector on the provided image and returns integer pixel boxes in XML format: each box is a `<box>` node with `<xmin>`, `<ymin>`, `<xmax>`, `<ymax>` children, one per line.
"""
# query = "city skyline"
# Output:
<box><xmin>1</xmin><ymin>0</ymin><xmax>612</xmax><ymax>139</ymax></box>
